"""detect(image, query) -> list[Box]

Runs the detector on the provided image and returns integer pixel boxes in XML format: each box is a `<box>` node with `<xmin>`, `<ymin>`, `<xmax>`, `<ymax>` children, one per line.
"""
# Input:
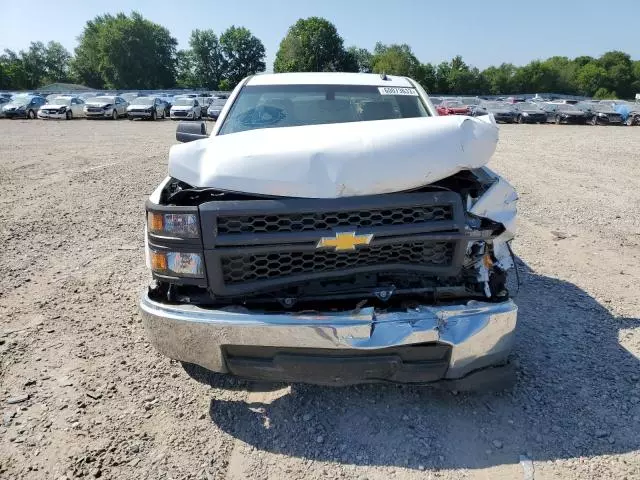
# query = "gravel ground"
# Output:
<box><xmin>0</xmin><ymin>118</ymin><xmax>638</xmax><ymax>480</ymax></box>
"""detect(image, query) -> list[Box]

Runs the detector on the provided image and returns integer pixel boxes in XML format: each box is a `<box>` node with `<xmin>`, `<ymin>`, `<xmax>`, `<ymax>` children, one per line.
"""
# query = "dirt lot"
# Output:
<box><xmin>0</xmin><ymin>118</ymin><xmax>639</xmax><ymax>480</ymax></box>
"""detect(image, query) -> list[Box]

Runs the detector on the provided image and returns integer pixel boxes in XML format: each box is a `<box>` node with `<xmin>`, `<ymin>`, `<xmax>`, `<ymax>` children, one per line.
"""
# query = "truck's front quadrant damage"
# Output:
<box><xmin>140</xmin><ymin>72</ymin><xmax>518</xmax><ymax>390</ymax></box>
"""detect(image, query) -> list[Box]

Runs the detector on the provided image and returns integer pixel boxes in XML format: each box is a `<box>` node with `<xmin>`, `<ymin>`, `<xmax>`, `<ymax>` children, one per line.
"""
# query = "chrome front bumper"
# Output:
<box><xmin>140</xmin><ymin>293</ymin><xmax>517</xmax><ymax>382</ymax></box>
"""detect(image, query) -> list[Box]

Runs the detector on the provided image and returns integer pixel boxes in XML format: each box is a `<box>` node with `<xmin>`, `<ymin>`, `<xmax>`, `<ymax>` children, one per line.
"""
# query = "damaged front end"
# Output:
<box><xmin>142</xmin><ymin>165</ymin><xmax>518</xmax><ymax>389</ymax></box>
<box><xmin>147</xmin><ymin>167</ymin><xmax>516</xmax><ymax>311</ymax></box>
<box><xmin>141</xmin><ymin>93</ymin><xmax>518</xmax><ymax>389</ymax></box>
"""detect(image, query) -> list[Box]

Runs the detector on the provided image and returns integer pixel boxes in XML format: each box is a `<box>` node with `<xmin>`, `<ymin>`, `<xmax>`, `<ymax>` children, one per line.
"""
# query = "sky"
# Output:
<box><xmin>1</xmin><ymin>0</ymin><xmax>639</xmax><ymax>71</ymax></box>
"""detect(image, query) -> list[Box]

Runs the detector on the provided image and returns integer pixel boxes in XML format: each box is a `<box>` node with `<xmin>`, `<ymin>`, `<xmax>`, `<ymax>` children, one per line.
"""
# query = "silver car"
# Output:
<box><xmin>126</xmin><ymin>96</ymin><xmax>167</xmax><ymax>120</ymax></box>
<box><xmin>83</xmin><ymin>96</ymin><xmax>128</xmax><ymax>119</ymax></box>
<box><xmin>2</xmin><ymin>95</ymin><xmax>46</xmax><ymax>119</ymax></box>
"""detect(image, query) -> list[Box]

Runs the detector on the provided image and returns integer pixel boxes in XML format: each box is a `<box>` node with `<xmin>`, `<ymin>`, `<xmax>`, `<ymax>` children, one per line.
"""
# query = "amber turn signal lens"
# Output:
<box><xmin>148</xmin><ymin>212</ymin><xmax>164</xmax><ymax>233</ymax></box>
<box><xmin>151</xmin><ymin>251</ymin><xmax>168</xmax><ymax>272</ymax></box>
<box><xmin>483</xmin><ymin>253</ymin><xmax>494</xmax><ymax>268</ymax></box>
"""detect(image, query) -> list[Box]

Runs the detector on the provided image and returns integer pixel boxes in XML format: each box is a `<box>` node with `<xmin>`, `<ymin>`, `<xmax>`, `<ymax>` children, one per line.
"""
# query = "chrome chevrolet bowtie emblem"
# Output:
<box><xmin>316</xmin><ymin>232</ymin><xmax>374</xmax><ymax>251</ymax></box>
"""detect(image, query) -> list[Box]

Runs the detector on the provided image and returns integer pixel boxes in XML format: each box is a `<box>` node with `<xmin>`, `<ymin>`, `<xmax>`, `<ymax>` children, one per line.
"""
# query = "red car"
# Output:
<box><xmin>436</xmin><ymin>100</ymin><xmax>471</xmax><ymax>116</ymax></box>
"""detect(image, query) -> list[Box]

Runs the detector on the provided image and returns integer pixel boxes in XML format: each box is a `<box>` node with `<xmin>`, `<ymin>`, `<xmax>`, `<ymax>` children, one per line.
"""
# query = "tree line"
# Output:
<box><xmin>1</xmin><ymin>13</ymin><xmax>639</xmax><ymax>99</ymax></box>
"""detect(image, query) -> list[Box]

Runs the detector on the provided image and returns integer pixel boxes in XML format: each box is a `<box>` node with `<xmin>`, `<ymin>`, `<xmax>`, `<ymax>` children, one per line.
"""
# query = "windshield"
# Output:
<box><xmin>484</xmin><ymin>102</ymin><xmax>509</xmax><ymax>109</ymax></box>
<box><xmin>219</xmin><ymin>84</ymin><xmax>429</xmax><ymax>135</ymax></box>
<box><xmin>8</xmin><ymin>95</ymin><xmax>33</xmax><ymax>105</ymax></box>
<box><xmin>516</xmin><ymin>102</ymin><xmax>539</xmax><ymax>110</ymax></box>
<box><xmin>91</xmin><ymin>96</ymin><xmax>114</xmax><ymax>104</ymax></box>
<box><xmin>211</xmin><ymin>98</ymin><xmax>226</xmax><ymax>107</ymax></box>
<box><xmin>459</xmin><ymin>97</ymin><xmax>481</xmax><ymax>105</ymax></box>
<box><xmin>134</xmin><ymin>97</ymin><xmax>155</xmax><ymax>106</ymax></box>
<box><xmin>557</xmin><ymin>104</ymin><xmax>580</xmax><ymax>112</ymax></box>
<box><xmin>50</xmin><ymin>97</ymin><xmax>72</xmax><ymax>105</ymax></box>
<box><xmin>442</xmin><ymin>100</ymin><xmax>463</xmax><ymax>107</ymax></box>
<box><xmin>174</xmin><ymin>98</ymin><xmax>194</xmax><ymax>106</ymax></box>
<box><xmin>594</xmin><ymin>104</ymin><xmax>615</xmax><ymax>113</ymax></box>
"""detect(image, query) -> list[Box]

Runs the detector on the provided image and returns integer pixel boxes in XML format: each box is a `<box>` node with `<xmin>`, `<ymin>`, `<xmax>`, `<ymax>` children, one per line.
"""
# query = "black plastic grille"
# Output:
<box><xmin>221</xmin><ymin>241</ymin><xmax>454</xmax><ymax>284</ymax></box>
<box><xmin>217</xmin><ymin>206</ymin><xmax>453</xmax><ymax>234</ymax></box>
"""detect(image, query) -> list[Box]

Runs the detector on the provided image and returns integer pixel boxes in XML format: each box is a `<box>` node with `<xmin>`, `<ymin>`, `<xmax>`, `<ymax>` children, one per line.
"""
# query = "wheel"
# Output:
<box><xmin>66</xmin><ymin>110</ymin><xmax>72</xmax><ymax>120</ymax></box>
<box><xmin>112</xmin><ymin>109</ymin><xmax>118</xmax><ymax>120</ymax></box>
<box><xmin>27</xmin><ymin>109</ymin><xmax>36</xmax><ymax>119</ymax></box>
<box><xmin>555</xmin><ymin>115</ymin><xmax>561</xmax><ymax>125</ymax></box>
<box><xmin>151</xmin><ymin>109</ymin><xmax>157</xmax><ymax>121</ymax></box>
<box><xmin>517</xmin><ymin>115</ymin><xmax>525</xmax><ymax>124</ymax></box>
<box><xmin>128</xmin><ymin>116</ymin><xmax>133</xmax><ymax>121</ymax></box>
<box><xmin>590</xmin><ymin>115</ymin><xmax>598</xmax><ymax>126</ymax></box>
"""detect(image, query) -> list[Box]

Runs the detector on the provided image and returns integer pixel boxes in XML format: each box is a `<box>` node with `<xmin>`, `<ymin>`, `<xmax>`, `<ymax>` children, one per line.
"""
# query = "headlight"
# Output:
<box><xmin>147</xmin><ymin>212</ymin><xmax>199</xmax><ymax>238</ymax></box>
<box><xmin>150</xmin><ymin>250</ymin><xmax>204</xmax><ymax>278</ymax></box>
<box><xmin>17</xmin><ymin>105</ymin><xmax>25</xmax><ymax>111</ymax></box>
<box><xmin>58</xmin><ymin>106</ymin><xmax>67</xmax><ymax>112</ymax></box>
<box><xmin>102</xmin><ymin>104</ymin><xmax>113</xmax><ymax>109</ymax></box>
<box><xmin>522</xmin><ymin>112</ymin><xmax>529</xmax><ymax>116</ymax></box>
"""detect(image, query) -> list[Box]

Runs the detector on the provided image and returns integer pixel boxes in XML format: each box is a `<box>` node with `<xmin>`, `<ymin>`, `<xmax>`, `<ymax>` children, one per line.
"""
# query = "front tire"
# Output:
<box><xmin>517</xmin><ymin>115</ymin><xmax>525</xmax><ymax>124</ymax></box>
<box><xmin>66</xmin><ymin>110</ymin><xmax>72</xmax><ymax>120</ymax></box>
<box><xmin>112</xmin><ymin>109</ymin><xmax>118</xmax><ymax>120</ymax></box>
<box><xmin>590</xmin><ymin>115</ymin><xmax>598</xmax><ymax>126</ymax></box>
<box><xmin>555</xmin><ymin>115</ymin><xmax>561</xmax><ymax>125</ymax></box>
<box><xmin>151</xmin><ymin>109</ymin><xmax>157</xmax><ymax>121</ymax></box>
<box><xmin>27</xmin><ymin>109</ymin><xmax>36</xmax><ymax>119</ymax></box>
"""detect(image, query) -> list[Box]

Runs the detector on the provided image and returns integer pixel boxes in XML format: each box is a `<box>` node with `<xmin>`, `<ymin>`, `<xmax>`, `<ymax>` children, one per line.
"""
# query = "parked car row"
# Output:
<box><xmin>431</xmin><ymin>96</ymin><xmax>640</xmax><ymax>126</ymax></box>
<box><xmin>0</xmin><ymin>92</ymin><xmax>230</xmax><ymax>121</ymax></box>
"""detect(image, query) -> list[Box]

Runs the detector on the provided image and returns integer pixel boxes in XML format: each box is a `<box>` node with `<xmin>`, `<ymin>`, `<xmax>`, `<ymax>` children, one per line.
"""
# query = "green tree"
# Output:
<box><xmin>218</xmin><ymin>78</ymin><xmax>232</xmax><ymax>91</ymax></box>
<box><xmin>220</xmin><ymin>26</ymin><xmax>266</xmax><ymax>88</ymax></box>
<box><xmin>435</xmin><ymin>62</ymin><xmax>451</xmax><ymax>93</ymax></box>
<box><xmin>542</xmin><ymin>56</ymin><xmax>576</xmax><ymax>93</ymax></box>
<box><xmin>347</xmin><ymin>46</ymin><xmax>373</xmax><ymax>73</ymax></box>
<box><xmin>71</xmin><ymin>19</ymin><xmax>106</xmax><ymax>88</ymax></box>
<box><xmin>597</xmin><ymin>51</ymin><xmax>633</xmax><ymax>98</ymax></box>
<box><xmin>189</xmin><ymin>29</ymin><xmax>225</xmax><ymax>89</ymax></box>
<box><xmin>593</xmin><ymin>87</ymin><xmax>617</xmax><ymax>99</ymax></box>
<box><xmin>273</xmin><ymin>17</ymin><xmax>353</xmax><ymax>72</ymax></box>
<box><xmin>575</xmin><ymin>62</ymin><xmax>608</xmax><ymax>96</ymax></box>
<box><xmin>175</xmin><ymin>49</ymin><xmax>197</xmax><ymax>88</ymax></box>
<box><xmin>420</xmin><ymin>63</ymin><xmax>437</xmax><ymax>92</ymax></box>
<box><xmin>0</xmin><ymin>49</ymin><xmax>28</xmax><ymax>89</ymax></box>
<box><xmin>482</xmin><ymin>63</ymin><xmax>516</xmax><ymax>94</ymax></box>
<box><xmin>42</xmin><ymin>41</ymin><xmax>71</xmax><ymax>83</ymax></box>
<box><xmin>371</xmin><ymin>43</ymin><xmax>421</xmax><ymax>77</ymax></box>
<box><xmin>446</xmin><ymin>55</ymin><xmax>478</xmax><ymax>94</ymax></box>
<box><xmin>20</xmin><ymin>42</ymin><xmax>48</xmax><ymax>88</ymax></box>
<box><xmin>511</xmin><ymin>60</ymin><xmax>561</xmax><ymax>93</ymax></box>
<box><xmin>72</xmin><ymin>12</ymin><xmax>177</xmax><ymax>89</ymax></box>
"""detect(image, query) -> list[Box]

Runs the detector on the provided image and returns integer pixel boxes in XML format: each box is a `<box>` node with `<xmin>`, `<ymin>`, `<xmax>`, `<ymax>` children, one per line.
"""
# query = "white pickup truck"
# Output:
<box><xmin>140</xmin><ymin>72</ymin><xmax>518</xmax><ymax>391</ymax></box>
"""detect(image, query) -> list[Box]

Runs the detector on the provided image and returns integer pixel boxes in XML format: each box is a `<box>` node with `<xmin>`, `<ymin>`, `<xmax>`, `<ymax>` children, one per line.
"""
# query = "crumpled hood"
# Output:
<box><xmin>128</xmin><ymin>103</ymin><xmax>152</xmax><ymax>109</ymax></box>
<box><xmin>168</xmin><ymin>115</ymin><xmax>499</xmax><ymax>198</ymax></box>
<box><xmin>42</xmin><ymin>103</ymin><xmax>67</xmax><ymax>109</ymax></box>
<box><xmin>171</xmin><ymin>106</ymin><xmax>194</xmax><ymax>111</ymax></box>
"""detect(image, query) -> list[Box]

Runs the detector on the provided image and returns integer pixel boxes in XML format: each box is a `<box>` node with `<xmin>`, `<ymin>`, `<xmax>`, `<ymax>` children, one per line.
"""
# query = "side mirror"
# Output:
<box><xmin>176</xmin><ymin>121</ymin><xmax>208</xmax><ymax>143</ymax></box>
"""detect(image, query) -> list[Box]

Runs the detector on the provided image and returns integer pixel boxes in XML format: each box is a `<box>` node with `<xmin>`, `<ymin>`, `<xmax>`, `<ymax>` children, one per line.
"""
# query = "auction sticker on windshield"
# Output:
<box><xmin>378</xmin><ymin>87</ymin><xmax>418</xmax><ymax>96</ymax></box>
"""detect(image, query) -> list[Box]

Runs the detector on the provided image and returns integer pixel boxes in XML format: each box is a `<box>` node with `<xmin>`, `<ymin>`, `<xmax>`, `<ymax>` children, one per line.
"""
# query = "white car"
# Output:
<box><xmin>170</xmin><ymin>97</ymin><xmax>202</xmax><ymax>120</ymax></box>
<box><xmin>84</xmin><ymin>96</ymin><xmax>128</xmax><ymax>119</ymax></box>
<box><xmin>141</xmin><ymin>72</ymin><xmax>520</xmax><ymax>391</ymax></box>
<box><xmin>38</xmin><ymin>95</ymin><xmax>86</xmax><ymax>120</ymax></box>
